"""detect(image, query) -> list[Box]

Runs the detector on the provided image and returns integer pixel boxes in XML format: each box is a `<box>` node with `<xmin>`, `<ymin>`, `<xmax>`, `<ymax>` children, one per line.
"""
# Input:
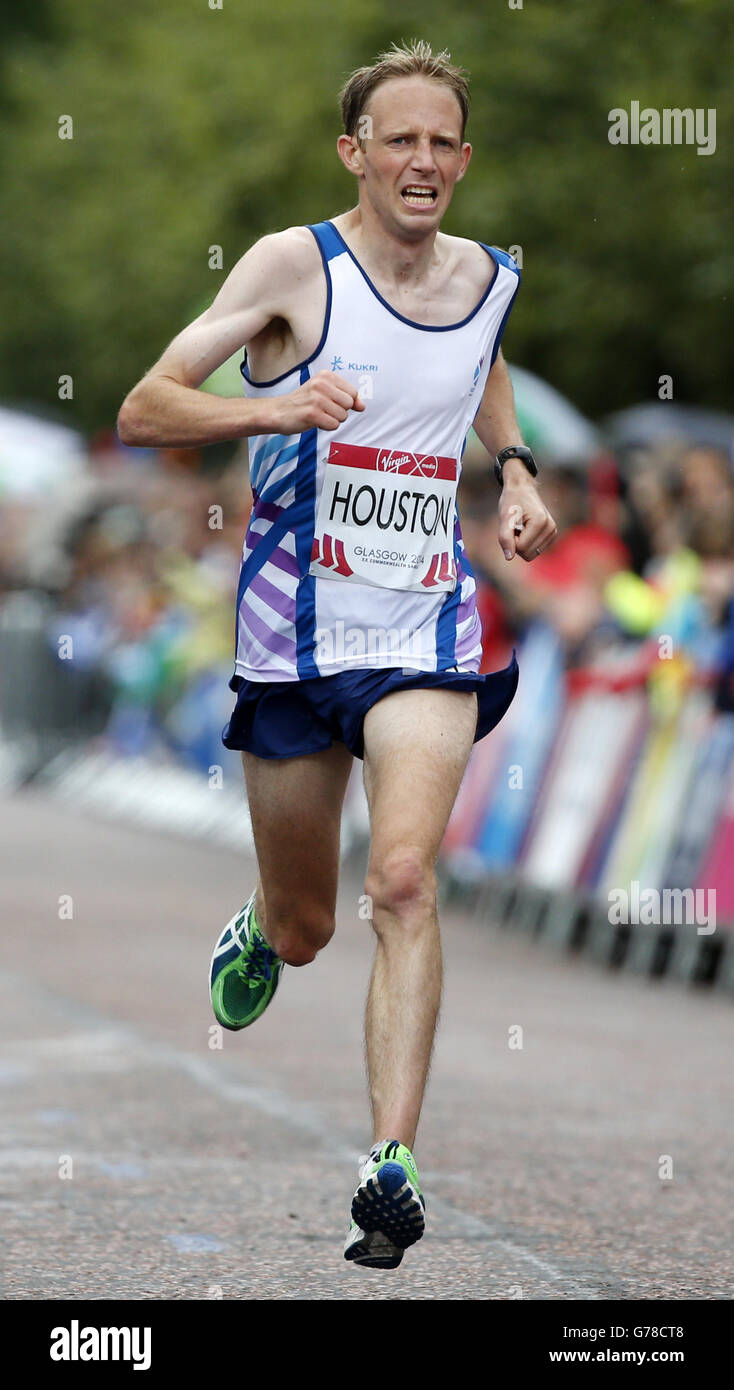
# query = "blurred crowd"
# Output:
<box><xmin>0</xmin><ymin>440</ymin><xmax>250</xmax><ymax>769</ymax></box>
<box><xmin>460</xmin><ymin>438</ymin><xmax>734</xmax><ymax>710</ymax></box>
<box><xmin>1</xmin><ymin>426</ymin><xmax>734</xmax><ymax>773</ymax></box>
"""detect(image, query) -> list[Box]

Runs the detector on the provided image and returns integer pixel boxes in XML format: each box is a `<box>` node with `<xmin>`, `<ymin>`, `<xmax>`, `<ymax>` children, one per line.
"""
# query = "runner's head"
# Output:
<box><xmin>337</xmin><ymin>40</ymin><xmax>471</xmax><ymax>240</ymax></box>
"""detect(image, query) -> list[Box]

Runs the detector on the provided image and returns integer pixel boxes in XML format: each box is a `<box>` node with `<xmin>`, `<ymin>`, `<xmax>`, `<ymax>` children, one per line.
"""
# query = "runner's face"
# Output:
<box><xmin>357</xmin><ymin>77</ymin><xmax>470</xmax><ymax>237</ymax></box>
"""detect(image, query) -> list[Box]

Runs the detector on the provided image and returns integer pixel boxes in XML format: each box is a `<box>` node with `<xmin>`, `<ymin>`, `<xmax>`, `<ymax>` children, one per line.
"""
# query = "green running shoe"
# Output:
<box><xmin>209</xmin><ymin>891</ymin><xmax>283</xmax><ymax>1031</ymax></box>
<box><xmin>344</xmin><ymin>1139</ymin><xmax>425</xmax><ymax>1268</ymax></box>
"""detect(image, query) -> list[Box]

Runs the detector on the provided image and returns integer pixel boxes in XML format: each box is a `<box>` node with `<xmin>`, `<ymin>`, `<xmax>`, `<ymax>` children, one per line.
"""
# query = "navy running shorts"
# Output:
<box><xmin>221</xmin><ymin>651</ymin><xmax>519</xmax><ymax>761</ymax></box>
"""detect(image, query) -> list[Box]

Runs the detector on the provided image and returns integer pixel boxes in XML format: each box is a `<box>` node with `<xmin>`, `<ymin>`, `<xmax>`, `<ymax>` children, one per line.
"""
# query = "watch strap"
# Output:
<box><xmin>494</xmin><ymin>445</ymin><xmax>538</xmax><ymax>487</ymax></box>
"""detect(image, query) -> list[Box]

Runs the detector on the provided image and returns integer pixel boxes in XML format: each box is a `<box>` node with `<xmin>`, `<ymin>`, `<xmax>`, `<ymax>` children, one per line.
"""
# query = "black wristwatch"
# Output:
<box><xmin>494</xmin><ymin>445</ymin><xmax>538</xmax><ymax>488</ymax></box>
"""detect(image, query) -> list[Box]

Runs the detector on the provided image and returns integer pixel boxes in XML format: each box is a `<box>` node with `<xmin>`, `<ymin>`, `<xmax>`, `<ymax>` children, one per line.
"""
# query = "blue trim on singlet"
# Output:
<box><xmin>478</xmin><ymin>244</ymin><xmax>521</xmax><ymax>368</ymax></box>
<box><xmin>293</xmin><ymin>364</ymin><xmax>320</xmax><ymax>679</ymax></box>
<box><xmin>249</xmin><ymin>439</ymin><xmax>300</xmax><ymax>496</ymax></box>
<box><xmin>240</xmin><ymin>226</ymin><xmax>335</xmax><ymax>388</ymax></box>
<box><xmin>250</xmin><ymin>433</ymin><xmax>290</xmax><ymax>472</ymax></box>
<box><xmin>258</xmin><ymin>467</ymin><xmax>298</xmax><ymax>508</ymax></box>
<box><xmin>309</xmin><ymin>220</ymin><xmax>346</xmax><ymax>262</ymax></box>
<box><xmin>325</xmin><ymin>221</ymin><xmax>501</xmax><ymax>333</ymax></box>
<box><xmin>483</xmin><ymin>245</ymin><xmax>521</xmax><ymax>276</ymax></box>
<box><xmin>435</xmin><ymin>507</ymin><xmax>466</xmax><ymax>668</ymax></box>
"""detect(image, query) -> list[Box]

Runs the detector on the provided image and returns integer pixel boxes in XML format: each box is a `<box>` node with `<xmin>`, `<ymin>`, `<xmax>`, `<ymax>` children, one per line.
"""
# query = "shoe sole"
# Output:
<box><xmin>344</xmin><ymin>1228</ymin><xmax>404</xmax><ymax>1270</ymax></box>
<box><xmin>350</xmin><ymin>1162</ymin><xmax>425</xmax><ymax>1251</ymax></box>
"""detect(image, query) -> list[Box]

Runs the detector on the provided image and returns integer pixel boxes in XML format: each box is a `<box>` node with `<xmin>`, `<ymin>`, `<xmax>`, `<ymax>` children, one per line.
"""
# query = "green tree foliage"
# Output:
<box><xmin>0</xmin><ymin>0</ymin><xmax>730</xmax><ymax>431</ymax></box>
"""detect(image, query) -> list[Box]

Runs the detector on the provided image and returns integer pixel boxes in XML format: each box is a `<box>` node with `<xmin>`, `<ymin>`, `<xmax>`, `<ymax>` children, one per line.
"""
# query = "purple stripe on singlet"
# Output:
<box><xmin>248</xmin><ymin>569</ymin><xmax>297</xmax><ymax>622</ymax></box>
<box><xmin>453</xmin><ymin>542</ymin><xmax>474</xmax><ymax>625</ymax></box>
<box><xmin>455</xmin><ymin>622</ymin><xmax>482</xmax><ymax>663</ymax></box>
<box><xmin>240</xmin><ymin>600</ymin><xmax>297</xmax><ymax>661</ymax></box>
<box><xmin>251</xmin><ymin>496</ymin><xmax>285</xmax><ymax>525</ymax></box>
<box><xmin>454</xmin><ymin>538</ymin><xmax>481</xmax><ymax>660</ymax></box>
<box><xmin>267</xmin><ymin>544</ymin><xmax>300</xmax><ymax>580</ymax></box>
<box><xmin>456</xmin><ymin>587</ymin><xmax>475</xmax><ymax>626</ymax></box>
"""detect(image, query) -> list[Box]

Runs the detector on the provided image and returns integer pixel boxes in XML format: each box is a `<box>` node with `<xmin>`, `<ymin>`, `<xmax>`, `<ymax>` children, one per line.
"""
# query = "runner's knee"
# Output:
<box><xmin>365</xmin><ymin>846</ymin><xmax>436</xmax><ymax>933</ymax></box>
<box><xmin>266</xmin><ymin>905</ymin><xmax>335</xmax><ymax>966</ymax></box>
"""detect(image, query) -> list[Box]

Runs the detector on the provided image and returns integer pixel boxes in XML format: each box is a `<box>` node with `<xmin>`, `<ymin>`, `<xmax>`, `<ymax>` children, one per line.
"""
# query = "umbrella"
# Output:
<box><xmin>501</xmin><ymin>363</ymin><xmax>602</xmax><ymax>463</ymax></box>
<box><xmin>605</xmin><ymin>403</ymin><xmax>734</xmax><ymax>459</ymax></box>
<box><xmin>0</xmin><ymin>405</ymin><xmax>85</xmax><ymax>499</ymax></box>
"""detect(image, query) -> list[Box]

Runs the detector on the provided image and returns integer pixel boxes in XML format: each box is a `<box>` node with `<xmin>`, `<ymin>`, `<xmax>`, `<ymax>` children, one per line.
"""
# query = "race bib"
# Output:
<box><xmin>309</xmin><ymin>442</ymin><xmax>458</xmax><ymax>592</ymax></box>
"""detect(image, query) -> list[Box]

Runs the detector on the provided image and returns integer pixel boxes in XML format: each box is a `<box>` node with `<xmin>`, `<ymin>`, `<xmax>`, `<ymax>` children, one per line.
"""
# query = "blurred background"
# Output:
<box><xmin>1</xmin><ymin>0</ymin><xmax>733</xmax><ymax>984</ymax></box>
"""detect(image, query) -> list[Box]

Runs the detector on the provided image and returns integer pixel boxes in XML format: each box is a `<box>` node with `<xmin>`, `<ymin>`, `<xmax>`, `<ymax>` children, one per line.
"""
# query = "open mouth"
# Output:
<box><xmin>401</xmin><ymin>185</ymin><xmax>438</xmax><ymax>207</ymax></box>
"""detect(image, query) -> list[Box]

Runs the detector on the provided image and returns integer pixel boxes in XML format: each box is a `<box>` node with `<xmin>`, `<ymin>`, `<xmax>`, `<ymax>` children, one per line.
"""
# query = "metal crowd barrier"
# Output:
<box><xmin>440</xmin><ymin>623</ymin><xmax>734</xmax><ymax>997</ymax></box>
<box><xmin>0</xmin><ymin>591</ymin><xmax>114</xmax><ymax>779</ymax></box>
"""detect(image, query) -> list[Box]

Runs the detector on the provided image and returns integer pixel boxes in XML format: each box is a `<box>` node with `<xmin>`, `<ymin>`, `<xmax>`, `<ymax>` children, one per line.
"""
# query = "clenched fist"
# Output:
<box><xmin>273</xmin><ymin>370</ymin><xmax>366</xmax><ymax>435</ymax></box>
<box><xmin>498</xmin><ymin>469</ymin><xmax>557</xmax><ymax>562</ymax></box>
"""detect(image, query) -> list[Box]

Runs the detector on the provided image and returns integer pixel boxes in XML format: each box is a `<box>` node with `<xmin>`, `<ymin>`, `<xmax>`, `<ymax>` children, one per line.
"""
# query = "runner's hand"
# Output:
<box><xmin>273</xmin><ymin>370</ymin><xmax>365</xmax><ymax>434</ymax></box>
<box><xmin>497</xmin><ymin>474</ymin><xmax>557</xmax><ymax>562</ymax></box>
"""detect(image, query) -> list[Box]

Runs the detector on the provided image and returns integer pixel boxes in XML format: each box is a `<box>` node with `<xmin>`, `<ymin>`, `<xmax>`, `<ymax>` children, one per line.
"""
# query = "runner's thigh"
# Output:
<box><xmin>362</xmin><ymin>687</ymin><xmax>478</xmax><ymax>864</ymax></box>
<box><xmin>242</xmin><ymin>742</ymin><xmax>354</xmax><ymax>921</ymax></box>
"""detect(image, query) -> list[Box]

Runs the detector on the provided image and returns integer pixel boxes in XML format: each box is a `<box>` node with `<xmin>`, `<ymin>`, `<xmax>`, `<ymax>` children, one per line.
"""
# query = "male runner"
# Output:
<box><xmin>118</xmin><ymin>39</ymin><xmax>556</xmax><ymax>1270</ymax></box>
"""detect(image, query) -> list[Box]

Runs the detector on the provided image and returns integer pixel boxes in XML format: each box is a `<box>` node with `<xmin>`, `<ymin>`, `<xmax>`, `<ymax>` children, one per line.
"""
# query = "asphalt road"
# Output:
<box><xmin>1</xmin><ymin>786</ymin><xmax>732</xmax><ymax>1301</ymax></box>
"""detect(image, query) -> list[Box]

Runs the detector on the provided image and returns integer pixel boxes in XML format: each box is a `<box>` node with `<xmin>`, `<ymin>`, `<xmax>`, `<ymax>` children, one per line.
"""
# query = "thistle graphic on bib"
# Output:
<box><xmin>310</xmin><ymin>441</ymin><xmax>458</xmax><ymax>593</ymax></box>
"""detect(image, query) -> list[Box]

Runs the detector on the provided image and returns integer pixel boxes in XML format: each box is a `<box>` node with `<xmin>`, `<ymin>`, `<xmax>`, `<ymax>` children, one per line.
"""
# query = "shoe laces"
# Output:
<box><xmin>358</xmin><ymin>1140</ymin><xmax>389</xmax><ymax>1177</ymax></box>
<box><xmin>235</xmin><ymin>934</ymin><xmax>278</xmax><ymax>985</ymax></box>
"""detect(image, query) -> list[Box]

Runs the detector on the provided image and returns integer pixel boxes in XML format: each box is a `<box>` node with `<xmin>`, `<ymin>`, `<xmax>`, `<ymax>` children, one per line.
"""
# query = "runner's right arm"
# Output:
<box><xmin>117</xmin><ymin>230</ymin><xmax>363</xmax><ymax>447</ymax></box>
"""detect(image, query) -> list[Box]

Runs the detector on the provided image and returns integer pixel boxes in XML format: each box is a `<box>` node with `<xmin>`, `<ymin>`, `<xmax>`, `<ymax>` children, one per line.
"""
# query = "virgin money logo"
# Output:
<box><xmin>376</xmin><ymin>450</ymin><xmax>439</xmax><ymax>478</ymax></box>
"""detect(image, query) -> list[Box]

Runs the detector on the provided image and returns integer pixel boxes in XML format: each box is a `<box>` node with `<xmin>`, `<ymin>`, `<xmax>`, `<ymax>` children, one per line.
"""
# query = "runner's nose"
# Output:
<box><xmin>410</xmin><ymin>138</ymin><xmax>437</xmax><ymax>173</ymax></box>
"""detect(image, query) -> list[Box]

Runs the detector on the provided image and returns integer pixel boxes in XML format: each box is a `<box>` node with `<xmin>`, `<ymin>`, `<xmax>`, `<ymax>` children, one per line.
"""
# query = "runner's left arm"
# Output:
<box><xmin>472</xmin><ymin>351</ymin><xmax>557</xmax><ymax>562</ymax></box>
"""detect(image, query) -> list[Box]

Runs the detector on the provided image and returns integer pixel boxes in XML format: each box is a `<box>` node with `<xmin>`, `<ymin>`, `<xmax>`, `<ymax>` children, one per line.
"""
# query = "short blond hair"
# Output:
<box><xmin>339</xmin><ymin>39</ymin><xmax>470</xmax><ymax>143</ymax></box>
